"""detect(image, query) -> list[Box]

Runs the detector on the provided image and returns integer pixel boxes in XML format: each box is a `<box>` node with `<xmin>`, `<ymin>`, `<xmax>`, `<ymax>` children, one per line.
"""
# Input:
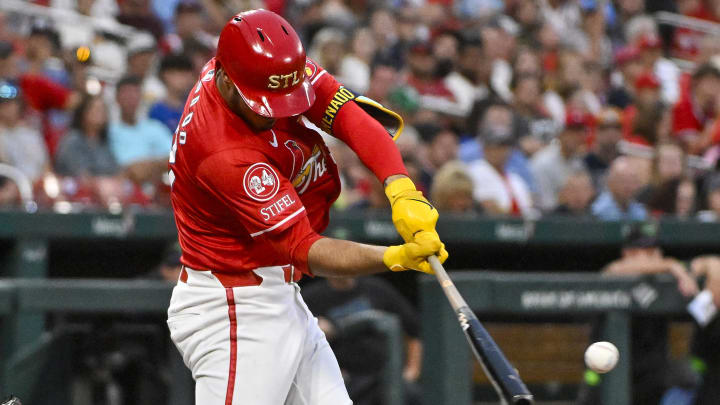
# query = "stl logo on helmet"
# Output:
<box><xmin>243</xmin><ymin>163</ymin><xmax>280</xmax><ymax>202</ymax></box>
<box><xmin>267</xmin><ymin>70</ymin><xmax>302</xmax><ymax>89</ymax></box>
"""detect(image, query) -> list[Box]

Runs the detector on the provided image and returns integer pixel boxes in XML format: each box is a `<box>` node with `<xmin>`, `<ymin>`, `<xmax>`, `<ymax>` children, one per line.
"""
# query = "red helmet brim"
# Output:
<box><xmin>234</xmin><ymin>79</ymin><xmax>316</xmax><ymax>118</ymax></box>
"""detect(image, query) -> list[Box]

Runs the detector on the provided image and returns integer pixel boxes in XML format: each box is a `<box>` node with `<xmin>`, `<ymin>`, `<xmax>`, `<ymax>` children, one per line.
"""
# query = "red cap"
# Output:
<box><xmin>409</xmin><ymin>40</ymin><xmax>432</xmax><ymax>55</ymax></box>
<box><xmin>614</xmin><ymin>45</ymin><xmax>640</xmax><ymax>65</ymax></box>
<box><xmin>638</xmin><ymin>34</ymin><xmax>662</xmax><ymax>51</ymax></box>
<box><xmin>635</xmin><ymin>73</ymin><xmax>660</xmax><ymax>90</ymax></box>
<box><xmin>565</xmin><ymin>109</ymin><xmax>589</xmax><ymax>128</ymax></box>
<box><xmin>216</xmin><ymin>10</ymin><xmax>315</xmax><ymax>118</ymax></box>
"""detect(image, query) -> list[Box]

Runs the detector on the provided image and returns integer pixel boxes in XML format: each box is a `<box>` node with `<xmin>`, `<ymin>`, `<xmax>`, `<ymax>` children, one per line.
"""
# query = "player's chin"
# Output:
<box><xmin>246</xmin><ymin>116</ymin><xmax>276</xmax><ymax>132</ymax></box>
<box><xmin>257</xmin><ymin>118</ymin><xmax>277</xmax><ymax>131</ymax></box>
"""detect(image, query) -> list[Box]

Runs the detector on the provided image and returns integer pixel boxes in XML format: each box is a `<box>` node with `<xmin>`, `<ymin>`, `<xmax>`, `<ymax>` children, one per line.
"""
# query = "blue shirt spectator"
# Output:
<box><xmin>148</xmin><ymin>53</ymin><xmax>195</xmax><ymax>133</ymax></box>
<box><xmin>591</xmin><ymin>190</ymin><xmax>648</xmax><ymax>221</ymax></box>
<box><xmin>109</xmin><ymin>76</ymin><xmax>173</xmax><ymax>167</ymax></box>
<box><xmin>149</xmin><ymin>102</ymin><xmax>183</xmax><ymax>133</ymax></box>
<box><xmin>109</xmin><ymin>118</ymin><xmax>172</xmax><ymax>166</ymax></box>
<box><xmin>591</xmin><ymin>157</ymin><xmax>648</xmax><ymax>221</ymax></box>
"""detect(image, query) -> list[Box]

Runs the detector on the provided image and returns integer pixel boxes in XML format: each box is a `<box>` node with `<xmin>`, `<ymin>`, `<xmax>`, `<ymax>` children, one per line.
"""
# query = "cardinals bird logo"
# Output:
<box><xmin>285</xmin><ymin>141</ymin><xmax>327</xmax><ymax>194</ymax></box>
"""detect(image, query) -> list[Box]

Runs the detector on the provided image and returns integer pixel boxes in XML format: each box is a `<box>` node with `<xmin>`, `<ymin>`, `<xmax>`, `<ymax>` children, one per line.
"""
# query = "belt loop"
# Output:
<box><xmin>290</xmin><ymin>265</ymin><xmax>295</xmax><ymax>284</ymax></box>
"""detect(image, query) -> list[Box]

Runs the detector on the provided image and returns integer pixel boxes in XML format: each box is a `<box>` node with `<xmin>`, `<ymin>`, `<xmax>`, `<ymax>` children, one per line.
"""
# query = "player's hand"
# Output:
<box><xmin>383</xmin><ymin>231</ymin><xmax>448</xmax><ymax>274</ymax></box>
<box><xmin>385</xmin><ymin>177</ymin><xmax>439</xmax><ymax>243</ymax></box>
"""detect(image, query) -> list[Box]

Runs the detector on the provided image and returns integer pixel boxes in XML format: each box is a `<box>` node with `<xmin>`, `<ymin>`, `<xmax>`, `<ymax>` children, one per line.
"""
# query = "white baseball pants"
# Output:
<box><xmin>167</xmin><ymin>266</ymin><xmax>352</xmax><ymax>405</ymax></box>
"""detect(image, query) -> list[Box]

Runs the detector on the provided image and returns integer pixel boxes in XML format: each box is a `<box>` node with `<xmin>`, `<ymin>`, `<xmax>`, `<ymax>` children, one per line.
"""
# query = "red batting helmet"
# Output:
<box><xmin>216</xmin><ymin>9</ymin><xmax>315</xmax><ymax>118</ymax></box>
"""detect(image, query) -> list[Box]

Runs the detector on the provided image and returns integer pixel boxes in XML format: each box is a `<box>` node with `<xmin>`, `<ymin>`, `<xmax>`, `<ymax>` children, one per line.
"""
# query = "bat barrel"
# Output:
<box><xmin>428</xmin><ymin>256</ymin><xmax>534</xmax><ymax>405</ymax></box>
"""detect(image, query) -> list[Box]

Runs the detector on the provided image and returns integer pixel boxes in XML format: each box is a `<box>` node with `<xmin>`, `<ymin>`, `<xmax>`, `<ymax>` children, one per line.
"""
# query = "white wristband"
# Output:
<box><xmin>688</xmin><ymin>289</ymin><xmax>718</xmax><ymax>327</ymax></box>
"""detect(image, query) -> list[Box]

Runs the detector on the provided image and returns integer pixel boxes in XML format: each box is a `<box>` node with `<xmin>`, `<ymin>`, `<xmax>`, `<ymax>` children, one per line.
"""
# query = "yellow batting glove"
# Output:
<box><xmin>385</xmin><ymin>177</ymin><xmax>439</xmax><ymax>243</ymax></box>
<box><xmin>383</xmin><ymin>231</ymin><xmax>449</xmax><ymax>274</ymax></box>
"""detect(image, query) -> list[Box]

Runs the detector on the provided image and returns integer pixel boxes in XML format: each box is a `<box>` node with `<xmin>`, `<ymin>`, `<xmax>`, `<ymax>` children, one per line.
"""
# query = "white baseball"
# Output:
<box><xmin>584</xmin><ymin>341</ymin><xmax>619</xmax><ymax>373</ymax></box>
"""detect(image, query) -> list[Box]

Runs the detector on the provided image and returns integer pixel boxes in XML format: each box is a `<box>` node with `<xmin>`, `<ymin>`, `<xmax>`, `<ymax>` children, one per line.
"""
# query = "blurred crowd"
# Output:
<box><xmin>4</xmin><ymin>0</ymin><xmax>720</xmax><ymax>220</ymax></box>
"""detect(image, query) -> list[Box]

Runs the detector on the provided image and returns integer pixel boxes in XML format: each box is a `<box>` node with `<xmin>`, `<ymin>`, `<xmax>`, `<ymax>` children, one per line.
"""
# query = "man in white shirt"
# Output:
<box><xmin>531</xmin><ymin>110</ymin><xmax>588</xmax><ymax>211</ymax></box>
<box><xmin>468</xmin><ymin>126</ymin><xmax>534</xmax><ymax>217</ymax></box>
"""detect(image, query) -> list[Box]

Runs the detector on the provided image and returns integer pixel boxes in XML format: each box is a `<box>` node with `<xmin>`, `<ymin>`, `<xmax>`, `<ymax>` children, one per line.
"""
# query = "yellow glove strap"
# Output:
<box><xmin>384</xmin><ymin>177</ymin><xmax>416</xmax><ymax>205</ymax></box>
<box><xmin>383</xmin><ymin>245</ymin><xmax>407</xmax><ymax>272</ymax></box>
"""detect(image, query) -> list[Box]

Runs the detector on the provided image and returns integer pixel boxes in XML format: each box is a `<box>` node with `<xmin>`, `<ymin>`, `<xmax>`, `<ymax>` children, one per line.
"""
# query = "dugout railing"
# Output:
<box><xmin>0</xmin><ymin>279</ymin><xmax>404</xmax><ymax>405</ymax></box>
<box><xmin>421</xmin><ymin>271</ymin><xmax>691</xmax><ymax>405</ymax></box>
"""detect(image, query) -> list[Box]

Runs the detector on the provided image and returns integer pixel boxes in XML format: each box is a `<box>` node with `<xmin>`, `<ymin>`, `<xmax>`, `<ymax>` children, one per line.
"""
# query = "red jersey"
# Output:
<box><xmin>670</xmin><ymin>75</ymin><xmax>720</xmax><ymax>145</ymax></box>
<box><xmin>169</xmin><ymin>57</ymin><xmax>348</xmax><ymax>277</ymax></box>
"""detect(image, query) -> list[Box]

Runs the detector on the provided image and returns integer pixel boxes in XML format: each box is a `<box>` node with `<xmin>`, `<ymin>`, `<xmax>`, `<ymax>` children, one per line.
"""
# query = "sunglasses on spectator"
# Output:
<box><xmin>0</xmin><ymin>83</ymin><xmax>18</xmax><ymax>102</ymax></box>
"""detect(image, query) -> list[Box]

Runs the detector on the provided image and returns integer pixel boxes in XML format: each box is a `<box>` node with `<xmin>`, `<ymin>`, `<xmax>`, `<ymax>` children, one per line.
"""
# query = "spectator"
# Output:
<box><xmin>585</xmin><ymin>108</ymin><xmax>622</xmax><ymax>187</ymax></box>
<box><xmin>2</xmin><ymin>32</ymin><xmax>80</xmax><ymax>156</ymax></box>
<box><xmin>302</xmin><ymin>276</ymin><xmax>423</xmax><ymax>405</ymax></box>
<box><xmin>467</xmin><ymin>126</ymin><xmax>534</xmax><ymax>217</ymax></box>
<box><xmin>55</xmin><ymin>94</ymin><xmax>119</xmax><ymax>177</ymax></box>
<box><xmin>636</xmin><ymin>33</ymin><xmax>680</xmax><ymax>105</ymax></box>
<box><xmin>531</xmin><ymin>110</ymin><xmax>588</xmax><ymax>211</ymax></box>
<box><xmin>627</xmin><ymin>73</ymin><xmax>670</xmax><ymax>146</ymax></box>
<box><xmin>25</xmin><ymin>24</ymin><xmax>69</xmax><ymax>87</ymax></box>
<box><xmin>552</xmin><ymin>169</ymin><xmax>595</xmax><ymax>216</ymax></box>
<box><xmin>460</xmin><ymin>102</ymin><xmax>535</xmax><ymax>191</ymax></box>
<box><xmin>149</xmin><ymin>53</ymin><xmax>195</xmax><ymax>133</ymax></box>
<box><xmin>0</xmin><ymin>41</ymin><xmax>16</xmax><ymax>82</ymax></box>
<box><xmin>125</xmin><ymin>33</ymin><xmax>166</xmax><ymax>106</ymax></box>
<box><xmin>366</xmin><ymin>64</ymin><xmax>400</xmax><ymax>107</ymax></box>
<box><xmin>698</xmin><ymin>175</ymin><xmax>720</xmax><ymax>222</ymax></box>
<box><xmin>513</xmin><ymin>45</ymin><xmax>542</xmax><ymax>77</ymax></box>
<box><xmin>338</xmin><ymin>28</ymin><xmax>375</xmax><ymax>94</ymax></box>
<box><xmin>369</xmin><ymin>8</ymin><xmax>402</xmax><ymax>69</ymax></box>
<box><xmin>404</xmin><ymin>40</ymin><xmax>457</xmax><ymax>116</ymax></box>
<box><xmin>671</xmin><ymin>63</ymin><xmax>720</xmax><ymax>154</ymax></box>
<box><xmin>640</xmin><ymin>143</ymin><xmax>686</xmax><ymax>212</ymax></box>
<box><xmin>461</xmin><ymin>101</ymin><xmax>514</xmax><ymax>162</ymax></box>
<box><xmin>539</xmin><ymin>0</ymin><xmax>583</xmax><ymax>52</ymax></box>
<box><xmin>512</xmin><ymin>0</ymin><xmax>542</xmax><ymax>45</ymax></box>
<box><xmin>0</xmin><ymin>81</ymin><xmax>49</xmax><ymax>184</ymax></box>
<box><xmin>591</xmin><ymin>157</ymin><xmax>648</xmax><ymax>220</ymax></box>
<box><xmin>309</xmin><ymin>28</ymin><xmax>346</xmax><ymax>76</ymax></box>
<box><xmin>607</xmin><ymin>45</ymin><xmax>643</xmax><ymax>109</ymax></box>
<box><xmin>163</xmin><ymin>2</ymin><xmax>216</xmax><ymax>55</ymax></box>
<box><xmin>481</xmin><ymin>21</ymin><xmax>516</xmax><ymax>103</ymax></box>
<box><xmin>675</xmin><ymin>178</ymin><xmax>698</xmax><ymax>219</ymax></box>
<box><xmin>444</xmin><ymin>35</ymin><xmax>490</xmax><ymax>120</ymax></box>
<box><xmin>654</xmin><ymin>143</ymin><xmax>686</xmax><ymax>184</ymax></box>
<box><xmin>512</xmin><ymin>73</ymin><xmax>557</xmax><ymax>155</ymax></box>
<box><xmin>116</xmin><ymin>0</ymin><xmax>165</xmax><ymax>41</ymax></box>
<box><xmin>419</xmin><ymin>128</ymin><xmax>458</xmax><ymax>189</ymax></box>
<box><xmin>645</xmin><ymin>177</ymin><xmax>697</xmax><ymax>219</ymax></box>
<box><xmin>430</xmin><ymin>160</ymin><xmax>476</xmax><ymax>214</ymax></box>
<box><xmin>645</xmin><ymin>142</ymin><xmax>685</xmax><ymax>186</ymax></box>
<box><xmin>109</xmin><ymin>75</ymin><xmax>172</xmax><ymax>184</ymax></box>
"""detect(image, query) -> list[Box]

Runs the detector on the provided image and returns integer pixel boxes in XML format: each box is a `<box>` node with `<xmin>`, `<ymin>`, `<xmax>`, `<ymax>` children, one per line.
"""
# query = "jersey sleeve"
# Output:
<box><xmin>302</xmin><ymin>58</ymin><xmax>408</xmax><ymax>182</ymax></box>
<box><xmin>302</xmin><ymin>58</ymin><xmax>348</xmax><ymax>133</ymax></box>
<box><xmin>195</xmin><ymin>149</ymin><xmax>308</xmax><ymax>238</ymax></box>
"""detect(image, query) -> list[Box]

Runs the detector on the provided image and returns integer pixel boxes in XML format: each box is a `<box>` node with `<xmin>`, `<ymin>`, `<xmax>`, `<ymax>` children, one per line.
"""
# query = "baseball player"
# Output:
<box><xmin>166</xmin><ymin>9</ymin><xmax>448</xmax><ymax>405</ymax></box>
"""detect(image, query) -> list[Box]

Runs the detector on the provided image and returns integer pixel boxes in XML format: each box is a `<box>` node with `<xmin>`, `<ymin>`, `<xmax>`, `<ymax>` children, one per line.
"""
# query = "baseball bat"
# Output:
<box><xmin>428</xmin><ymin>256</ymin><xmax>534</xmax><ymax>405</ymax></box>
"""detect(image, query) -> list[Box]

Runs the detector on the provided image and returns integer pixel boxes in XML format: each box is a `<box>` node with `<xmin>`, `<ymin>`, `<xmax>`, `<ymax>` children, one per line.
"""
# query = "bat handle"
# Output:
<box><xmin>428</xmin><ymin>255</ymin><xmax>470</xmax><ymax>311</ymax></box>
